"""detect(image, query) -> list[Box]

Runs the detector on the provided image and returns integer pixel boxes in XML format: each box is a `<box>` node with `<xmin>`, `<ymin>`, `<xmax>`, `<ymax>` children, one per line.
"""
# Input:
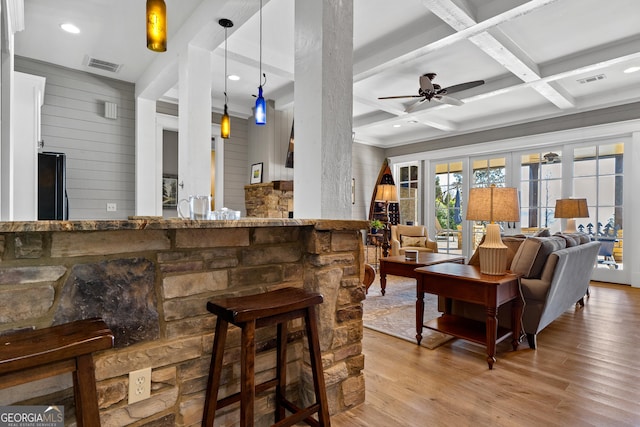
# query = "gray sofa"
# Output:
<box><xmin>443</xmin><ymin>233</ymin><xmax>600</xmax><ymax>349</ymax></box>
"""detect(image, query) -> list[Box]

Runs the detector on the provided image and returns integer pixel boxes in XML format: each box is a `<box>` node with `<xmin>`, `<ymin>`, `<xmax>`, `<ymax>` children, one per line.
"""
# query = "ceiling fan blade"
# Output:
<box><xmin>434</xmin><ymin>95</ymin><xmax>464</xmax><ymax>106</ymax></box>
<box><xmin>404</xmin><ymin>98</ymin><xmax>428</xmax><ymax>113</ymax></box>
<box><xmin>378</xmin><ymin>95</ymin><xmax>422</xmax><ymax>100</ymax></box>
<box><xmin>442</xmin><ymin>80</ymin><xmax>485</xmax><ymax>95</ymax></box>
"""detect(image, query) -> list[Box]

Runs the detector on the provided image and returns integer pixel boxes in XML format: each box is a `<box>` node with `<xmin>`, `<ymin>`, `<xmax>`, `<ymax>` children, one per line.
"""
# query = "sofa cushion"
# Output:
<box><xmin>395</xmin><ymin>225</ymin><xmax>425</xmax><ymax>238</ymax></box>
<box><xmin>555</xmin><ymin>233</ymin><xmax>579</xmax><ymax>247</ymax></box>
<box><xmin>400</xmin><ymin>235</ymin><xmax>427</xmax><ymax>248</ymax></box>
<box><xmin>510</xmin><ymin>236</ymin><xmax>566</xmax><ymax>279</ymax></box>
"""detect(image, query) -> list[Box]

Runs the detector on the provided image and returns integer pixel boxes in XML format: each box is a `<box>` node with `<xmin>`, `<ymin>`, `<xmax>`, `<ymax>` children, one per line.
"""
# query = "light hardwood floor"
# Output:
<box><xmin>331</xmin><ymin>281</ymin><xmax>640</xmax><ymax>427</ymax></box>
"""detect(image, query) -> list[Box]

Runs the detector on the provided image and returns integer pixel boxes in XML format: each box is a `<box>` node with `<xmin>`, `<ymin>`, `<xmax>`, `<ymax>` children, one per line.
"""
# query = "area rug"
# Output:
<box><xmin>363</xmin><ymin>275</ymin><xmax>454</xmax><ymax>349</ymax></box>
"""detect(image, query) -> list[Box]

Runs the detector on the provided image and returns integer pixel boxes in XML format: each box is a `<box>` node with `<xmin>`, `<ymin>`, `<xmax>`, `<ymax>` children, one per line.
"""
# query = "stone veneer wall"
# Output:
<box><xmin>0</xmin><ymin>219</ymin><xmax>367</xmax><ymax>426</ymax></box>
<box><xmin>245</xmin><ymin>182</ymin><xmax>294</xmax><ymax>218</ymax></box>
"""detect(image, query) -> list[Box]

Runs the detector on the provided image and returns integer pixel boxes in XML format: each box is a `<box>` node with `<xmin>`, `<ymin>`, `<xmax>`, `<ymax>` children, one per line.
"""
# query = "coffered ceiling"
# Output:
<box><xmin>15</xmin><ymin>0</ymin><xmax>640</xmax><ymax>148</ymax></box>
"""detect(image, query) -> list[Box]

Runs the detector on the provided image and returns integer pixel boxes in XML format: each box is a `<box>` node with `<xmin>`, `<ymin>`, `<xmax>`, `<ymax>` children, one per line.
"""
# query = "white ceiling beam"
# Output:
<box><xmin>420</xmin><ymin>0</ymin><xmax>477</xmax><ymax>30</ymax></box>
<box><xmin>354</xmin><ymin>0</ymin><xmax>560</xmax><ymax>83</ymax></box>
<box><xmin>530</xmin><ymin>81</ymin><xmax>575</xmax><ymax>109</ymax></box>
<box><xmin>422</xmin><ymin>0</ymin><xmax>573</xmax><ymax>110</ymax></box>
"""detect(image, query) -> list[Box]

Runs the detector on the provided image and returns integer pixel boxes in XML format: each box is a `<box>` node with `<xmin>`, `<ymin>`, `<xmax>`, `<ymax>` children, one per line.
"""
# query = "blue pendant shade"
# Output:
<box><xmin>255</xmin><ymin>86</ymin><xmax>266</xmax><ymax>125</ymax></box>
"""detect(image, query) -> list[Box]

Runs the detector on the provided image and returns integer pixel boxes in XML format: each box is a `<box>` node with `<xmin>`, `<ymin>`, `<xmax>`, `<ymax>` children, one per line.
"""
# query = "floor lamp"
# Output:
<box><xmin>375</xmin><ymin>174</ymin><xmax>398</xmax><ymax>258</ymax></box>
<box><xmin>466</xmin><ymin>185</ymin><xmax>520</xmax><ymax>275</ymax></box>
<box><xmin>554</xmin><ymin>198</ymin><xmax>589</xmax><ymax>233</ymax></box>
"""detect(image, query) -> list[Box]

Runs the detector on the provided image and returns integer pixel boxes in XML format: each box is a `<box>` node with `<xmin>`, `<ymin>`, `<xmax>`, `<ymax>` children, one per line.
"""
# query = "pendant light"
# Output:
<box><xmin>254</xmin><ymin>0</ymin><xmax>267</xmax><ymax>125</ymax></box>
<box><xmin>219</xmin><ymin>19</ymin><xmax>233</xmax><ymax>139</ymax></box>
<box><xmin>146</xmin><ymin>0</ymin><xmax>167</xmax><ymax>52</ymax></box>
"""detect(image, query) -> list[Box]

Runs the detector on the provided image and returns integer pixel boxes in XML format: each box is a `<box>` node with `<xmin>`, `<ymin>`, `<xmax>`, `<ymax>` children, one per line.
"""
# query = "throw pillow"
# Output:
<box><xmin>401</xmin><ymin>235</ymin><xmax>427</xmax><ymax>248</ymax></box>
<box><xmin>533</xmin><ymin>228</ymin><xmax>551</xmax><ymax>237</ymax></box>
<box><xmin>510</xmin><ymin>236</ymin><xmax>566</xmax><ymax>279</ymax></box>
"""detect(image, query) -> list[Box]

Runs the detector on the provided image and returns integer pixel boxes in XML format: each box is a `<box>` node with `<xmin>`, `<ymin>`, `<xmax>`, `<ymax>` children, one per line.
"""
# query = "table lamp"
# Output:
<box><xmin>554</xmin><ymin>198</ymin><xmax>589</xmax><ymax>233</ymax></box>
<box><xmin>375</xmin><ymin>173</ymin><xmax>398</xmax><ymax>258</ymax></box>
<box><xmin>466</xmin><ymin>185</ymin><xmax>520</xmax><ymax>275</ymax></box>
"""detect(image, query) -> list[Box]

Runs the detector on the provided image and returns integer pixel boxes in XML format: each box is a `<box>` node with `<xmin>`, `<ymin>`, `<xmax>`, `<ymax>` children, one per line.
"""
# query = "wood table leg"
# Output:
<box><xmin>416</xmin><ymin>284</ymin><xmax>424</xmax><ymax>345</ymax></box>
<box><xmin>511</xmin><ymin>297</ymin><xmax>524</xmax><ymax>350</ymax></box>
<box><xmin>485</xmin><ymin>306</ymin><xmax>498</xmax><ymax>369</ymax></box>
<box><xmin>380</xmin><ymin>270</ymin><xmax>387</xmax><ymax>296</ymax></box>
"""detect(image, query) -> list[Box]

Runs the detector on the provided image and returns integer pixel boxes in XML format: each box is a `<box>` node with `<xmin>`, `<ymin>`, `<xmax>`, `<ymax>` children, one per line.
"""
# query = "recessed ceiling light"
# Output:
<box><xmin>60</xmin><ymin>23</ymin><xmax>80</xmax><ymax>34</ymax></box>
<box><xmin>623</xmin><ymin>66</ymin><xmax>640</xmax><ymax>74</ymax></box>
<box><xmin>228</xmin><ymin>75</ymin><xmax>240</xmax><ymax>81</ymax></box>
<box><xmin>393</xmin><ymin>124</ymin><xmax>401</xmax><ymax>128</ymax></box>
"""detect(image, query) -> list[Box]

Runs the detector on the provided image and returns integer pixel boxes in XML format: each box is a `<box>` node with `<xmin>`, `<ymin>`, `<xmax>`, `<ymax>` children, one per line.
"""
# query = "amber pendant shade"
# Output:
<box><xmin>146</xmin><ymin>0</ymin><xmax>167</xmax><ymax>52</ymax></box>
<box><xmin>221</xmin><ymin>105</ymin><xmax>230</xmax><ymax>139</ymax></box>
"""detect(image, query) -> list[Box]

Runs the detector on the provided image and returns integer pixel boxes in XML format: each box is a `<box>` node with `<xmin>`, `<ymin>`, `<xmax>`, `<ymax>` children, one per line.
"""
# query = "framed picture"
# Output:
<box><xmin>250</xmin><ymin>162</ymin><xmax>263</xmax><ymax>184</ymax></box>
<box><xmin>162</xmin><ymin>174</ymin><xmax>178</xmax><ymax>207</ymax></box>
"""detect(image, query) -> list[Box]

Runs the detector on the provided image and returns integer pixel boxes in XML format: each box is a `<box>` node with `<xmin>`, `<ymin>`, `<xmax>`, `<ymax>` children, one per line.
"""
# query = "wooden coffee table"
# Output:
<box><xmin>376</xmin><ymin>252</ymin><xmax>465</xmax><ymax>295</ymax></box>
<box><xmin>415</xmin><ymin>263</ymin><xmax>522</xmax><ymax>369</ymax></box>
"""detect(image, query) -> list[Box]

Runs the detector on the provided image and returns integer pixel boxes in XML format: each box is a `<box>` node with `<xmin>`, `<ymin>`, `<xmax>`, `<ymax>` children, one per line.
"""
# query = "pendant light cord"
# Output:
<box><xmin>259</xmin><ymin>0</ymin><xmax>263</xmax><ymax>87</ymax></box>
<box><xmin>224</xmin><ymin>25</ymin><xmax>228</xmax><ymax>103</ymax></box>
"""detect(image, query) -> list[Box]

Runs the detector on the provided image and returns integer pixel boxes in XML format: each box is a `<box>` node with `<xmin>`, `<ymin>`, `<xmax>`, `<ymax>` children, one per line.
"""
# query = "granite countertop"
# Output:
<box><xmin>0</xmin><ymin>218</ymin><xmax>370</xmax><ymax>233</ymax></box>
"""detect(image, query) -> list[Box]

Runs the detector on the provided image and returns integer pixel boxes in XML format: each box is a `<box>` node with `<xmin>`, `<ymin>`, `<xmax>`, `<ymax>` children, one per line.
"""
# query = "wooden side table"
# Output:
<box><xmin>415</xmin><ymin>263</ymin><xmax>522</xmax><ymax>369</ymax></box>
<box><xmin>366</xmin><ymin>232</ymin><xmax>384</xmax><ymax>271</ymax></box>
<box><xmin>378</xmin><ymin>252</ymin><xmax>464</xmax><ymax>295</ymax></box>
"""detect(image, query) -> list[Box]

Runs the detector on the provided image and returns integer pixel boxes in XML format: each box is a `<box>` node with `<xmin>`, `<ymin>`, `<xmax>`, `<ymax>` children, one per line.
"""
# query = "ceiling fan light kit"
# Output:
<box><xmin>378</xmin><ymin>72</ymin><xmax>484</xmax><ymax>113</ymax></box>
<box><xmin>146</xmin><ymin>0</ymin><xmax>167</xmax><ymax>52</ymax></box>
<box><xmin>219</xmin><ymin>18</ymin><xmax>234</xmax><ymax>139</ymax></box>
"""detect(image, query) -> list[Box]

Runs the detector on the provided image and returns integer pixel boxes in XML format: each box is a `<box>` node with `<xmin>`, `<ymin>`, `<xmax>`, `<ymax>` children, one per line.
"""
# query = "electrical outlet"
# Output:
<box><xmin>106</xmin><ymin>203</ymin><xmax>117</xmax><ymax>212</ymax></box>
<box><xmin>128</xmin><ymin>367</ymin><xmax>151</xmax><ymax>404</ymax></box>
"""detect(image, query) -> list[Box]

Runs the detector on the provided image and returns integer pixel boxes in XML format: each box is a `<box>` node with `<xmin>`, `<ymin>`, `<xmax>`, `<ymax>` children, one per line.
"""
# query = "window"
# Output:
<box><xmin>398</xmin><ymin>164</ymin><xmax>419</xmax><ymax>225</ymax></box>
<box><xmin>519</xmin><ymin>151</ymin><xmax>563</xmax><ymax>234</ymax></box>
<box><xmin>434</xmin><ymin>161</ymin><xmax>463</xmax><ymax>254</ymax></box>
<box><xmin>573</xmin><ymin>143</ymin><xmax>624</xmax><ymax>269</ymax></box>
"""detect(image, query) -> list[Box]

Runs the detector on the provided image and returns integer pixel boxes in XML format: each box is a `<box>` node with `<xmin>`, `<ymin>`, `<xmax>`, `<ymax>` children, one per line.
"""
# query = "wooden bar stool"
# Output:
<box><xmin>0</xmin><ymin>318</ymin><xmax>114</xmax><ymax>426</ymax></box>
<box><xmin>202</xmin><ymin>287</ymin><xmax>331</xmax><ymax>427</ymax></box>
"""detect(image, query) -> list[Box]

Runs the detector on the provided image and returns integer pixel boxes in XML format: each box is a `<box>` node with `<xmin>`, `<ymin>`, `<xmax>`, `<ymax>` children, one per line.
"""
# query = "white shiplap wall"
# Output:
<box><xmin>16</xmin><ymin>57</ymin><xmax>135</xmax><ymax>220</ymax></box>
<box><xmin>352</xmin><ymin>142</ymin><xmax>385</xmax><ymax>220</ymax></box>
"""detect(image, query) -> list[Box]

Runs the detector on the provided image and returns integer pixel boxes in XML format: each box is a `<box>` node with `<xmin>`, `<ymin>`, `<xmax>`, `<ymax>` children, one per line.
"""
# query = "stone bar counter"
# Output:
<box><xmin>0</xmin><ymin>218</ymin><xmax>368</xmax><ymax>426</ymax></box>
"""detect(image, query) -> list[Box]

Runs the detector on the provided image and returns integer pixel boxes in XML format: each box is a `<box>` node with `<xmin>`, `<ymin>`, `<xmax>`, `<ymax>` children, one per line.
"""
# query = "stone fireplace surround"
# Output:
<box><xmin>0</xmin><ymin>218</ymin><xmax>367</xmax><ymax>426</ymax></box>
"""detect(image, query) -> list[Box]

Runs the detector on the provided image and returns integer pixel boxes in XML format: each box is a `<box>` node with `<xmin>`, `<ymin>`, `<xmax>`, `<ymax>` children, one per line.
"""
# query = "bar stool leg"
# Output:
<box><xmin>240</xmin><ymin>320</ymin><xmax>256</xmax><ymax>427</ymax></box>
<box><xmin>73</xmin><ymin>354</ymin><xmax>101</xmax><ymax>427</ymax></box>
<box><xmin>275</xmin><ymin>321</ymin><xmax>288</xmax><ymax>423</ymax></box>
<box><xmin>305</xmin><ymin>305</ymin><xmax>330</xmax><ymax>426</ymax></box>
<box><xmin>203</xmin><ymin>318</ymin><xmax>229</xmax><ymax>427</ymax></box>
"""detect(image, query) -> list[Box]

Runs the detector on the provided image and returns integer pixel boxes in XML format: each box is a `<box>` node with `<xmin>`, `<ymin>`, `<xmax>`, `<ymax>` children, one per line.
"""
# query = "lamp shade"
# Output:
<box><xmin>375</xmin><ymin>184</ymin><xmax>398</xmax><ymax>203</ymax></box>
<box><xmin>146</xmin><ymin>0</ymin><xmax>167</xmax><ymax>52</ymax></box>
<box><xmin>554</xmin><ymin>198</ymin><xmax>589</xmax><ymax>218</ymax></box>
<box><xmin>465</xmin><ymin>186</ymin><xmax>520</xmax><ymax>223</ymax></box>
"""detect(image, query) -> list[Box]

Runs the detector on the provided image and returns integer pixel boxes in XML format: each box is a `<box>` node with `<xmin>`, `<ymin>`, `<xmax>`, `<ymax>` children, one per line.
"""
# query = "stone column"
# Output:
<box><xmin>293</xmin><ymin>0</ymin><xmax>354</xmax><ymax>219</ymax></box>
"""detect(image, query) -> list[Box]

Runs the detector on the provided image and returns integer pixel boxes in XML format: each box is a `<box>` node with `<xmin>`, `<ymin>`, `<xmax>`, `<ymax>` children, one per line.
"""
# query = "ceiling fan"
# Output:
<box><xmin>378</xmin><ymin>73</ymin><xmax>485</xmax><ymax>113</ymax></box>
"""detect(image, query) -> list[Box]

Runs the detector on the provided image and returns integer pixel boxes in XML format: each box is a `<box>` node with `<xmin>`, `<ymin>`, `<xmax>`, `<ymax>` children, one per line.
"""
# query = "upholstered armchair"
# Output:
<box><xmin>390</xmin><ymin>224</ymin><xmax>438</xmax><ymax>257</ymax></box>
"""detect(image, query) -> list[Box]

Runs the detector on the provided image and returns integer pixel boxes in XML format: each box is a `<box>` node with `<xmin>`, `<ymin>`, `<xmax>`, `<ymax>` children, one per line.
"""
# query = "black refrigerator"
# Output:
<box><xmin>38</xmin><ymin>152</ymin><xmax>68</xmax><ymax>220</ymax></box>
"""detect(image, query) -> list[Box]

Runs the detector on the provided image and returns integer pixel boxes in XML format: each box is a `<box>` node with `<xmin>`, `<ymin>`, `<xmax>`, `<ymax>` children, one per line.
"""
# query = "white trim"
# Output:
<box><xmin>388</xmin><ymin>118</ymin><xmax>640</xmax><ymax>165</ymax></box>
<box><xmin>156</xmin><ymin>113</ymin><xmax>223</xmax><ymax>209</ymax></box>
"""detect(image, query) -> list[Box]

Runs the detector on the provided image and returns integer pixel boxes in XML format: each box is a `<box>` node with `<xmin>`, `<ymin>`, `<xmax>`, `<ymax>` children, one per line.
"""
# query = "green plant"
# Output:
<box><xmin>370</xmin><ymin>219</ymin><xmax>384</xmax><ymax>230</ymax></box>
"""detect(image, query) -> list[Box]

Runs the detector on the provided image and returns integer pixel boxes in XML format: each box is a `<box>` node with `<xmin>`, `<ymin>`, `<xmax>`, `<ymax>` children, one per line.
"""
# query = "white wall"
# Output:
<box><xmin>15</xmin><ymin>57</ymin><xmax>135</xmax><ymax>220</ymax></box>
